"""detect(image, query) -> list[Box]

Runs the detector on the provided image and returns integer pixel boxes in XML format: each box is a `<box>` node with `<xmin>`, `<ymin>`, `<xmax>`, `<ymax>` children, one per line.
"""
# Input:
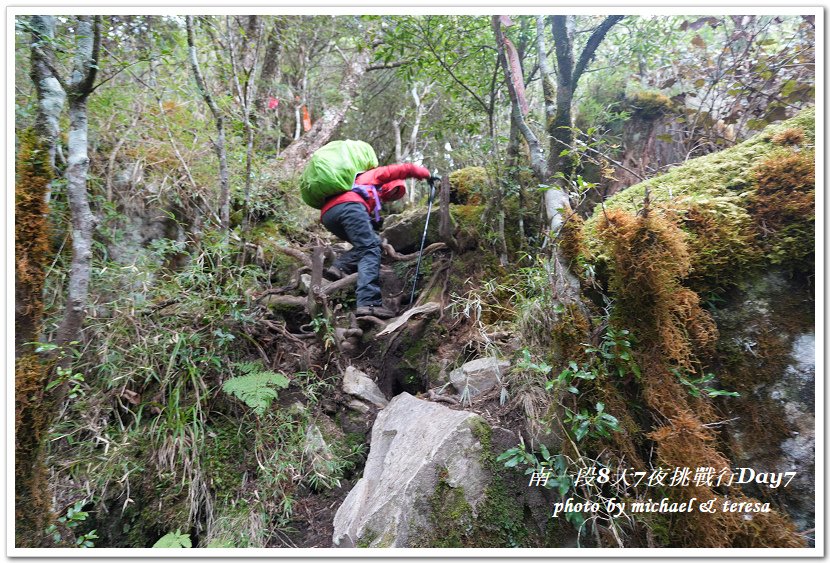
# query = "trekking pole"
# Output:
<box><xmin>409</xmin><ymin>176</ymin><xmax>438</xmax><ymax>307</ymax></box>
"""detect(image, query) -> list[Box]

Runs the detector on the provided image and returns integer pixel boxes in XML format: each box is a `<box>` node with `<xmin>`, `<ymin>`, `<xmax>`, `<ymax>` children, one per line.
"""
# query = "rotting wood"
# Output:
<box><xmin>438</xmin><ymin>175</ymin><xmax>458</xmax><ymax>251</ymax></box>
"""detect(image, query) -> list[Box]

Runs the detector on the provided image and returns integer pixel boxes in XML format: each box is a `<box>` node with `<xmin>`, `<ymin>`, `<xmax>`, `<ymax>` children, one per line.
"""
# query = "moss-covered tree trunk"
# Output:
<box><xmin>16</xmin><ymin>15</ymin><xmax>101</xmax><ymax>546</ymax></box>
<box><xmin>14</xmin><ymin>16</ymin><xmax>65</xmax><ymax>546</ymax></box>
<box><xmin>15</xmin><ymin>128</ymin><xmax>54</xmax><ymax>547</ymax></box>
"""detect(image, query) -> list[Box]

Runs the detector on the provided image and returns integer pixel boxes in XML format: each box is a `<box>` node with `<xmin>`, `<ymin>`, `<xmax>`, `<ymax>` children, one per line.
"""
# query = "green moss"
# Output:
<box><xmin>449</xmin><ymin>167</ymin><xmax>488</xmax><ymax>205</ymax></box>
<box><xmin>584</xmin><ymin>107</ymin><xmax>816</xmax><ymax>291</ymax></box>
<box><xmin>586</xmin><ymin>108</ymin><xmax>814</xmax><ymax>227</ymax></box>
<box><xmin>355</xmin><ymin>528</ymin><xmax>379</xmax><ymax>548</ymax></box>
<box><xmin>203</xmin><ymin>421</ymin><xmax>251</xmax><ymax>500</ymax></box>
<box><xmin>451</xmin><ymin>204</ymin><xmax>485</xmax><ymax>237</ymax></box>
<box><xmin>126</xmin><ymin>469</ymin><xmax>191</xmax><ymax>547</ymax></box>
<box><xmin>747</xmin><ymin>149</ymin><xmax>814</xmax><ymax>273</ymax></box>
<box><xmin>625</xmin><ymin>91</ymin><xmax>677</xmax><ymax>120</ymax></box>
<box><xmin>550</xmin><ymin>303</ymin><xmax>591</xmax><ymax>364</ymax></box>
<box><xmin>406</xmin><ymin>417</ymin><xmax>533</xmax><ymax>548</ymax></box>
<box><xmin>14</xmin><ymin>128</ymin><xmax>54</xmax><ymax>545</ymax></box>
<box><xmin>249</xmin><ymin>222</ymin><xmax>306</xmax><ymax>287</ymax></box>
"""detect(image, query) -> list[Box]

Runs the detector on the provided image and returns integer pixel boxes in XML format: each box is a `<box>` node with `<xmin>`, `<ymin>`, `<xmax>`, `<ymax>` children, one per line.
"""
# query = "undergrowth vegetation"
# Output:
<box><xmin>43</xmin><ymin>227</ymin><xmax>362</xmax><ymax>547</ymax></box>
<box><xmin>488</xmin><ymin>109</ymin><xmax>814</xmax><ymax>547</ymax></box>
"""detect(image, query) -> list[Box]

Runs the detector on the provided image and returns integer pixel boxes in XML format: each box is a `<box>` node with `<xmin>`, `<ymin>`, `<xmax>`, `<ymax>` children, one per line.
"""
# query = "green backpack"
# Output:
<box><xmin>299</xmin><ymin>140</ymin><xmax>379</xmax><ymax>209</ymax></box>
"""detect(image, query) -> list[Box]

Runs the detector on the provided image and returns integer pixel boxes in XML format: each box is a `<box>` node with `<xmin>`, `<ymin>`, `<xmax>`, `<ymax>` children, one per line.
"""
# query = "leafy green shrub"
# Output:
<box><xmin>152</xmin><ymin>530</ymin><xmax>191</xmax><ymax>548</ymax></box>
<box><xmin>565</xmin><ymin>402</ymin><xmax>620</xmax><ymax>442</ymax></box>
<box><xmin>671</xmin><ymin>368</ymin><xmax>739</xmax><ymax>398</ymax></box>
<box><xmin>45</xmin><ymin>501</ymin><xmax>98</xmax><ymax>548</ymax></box>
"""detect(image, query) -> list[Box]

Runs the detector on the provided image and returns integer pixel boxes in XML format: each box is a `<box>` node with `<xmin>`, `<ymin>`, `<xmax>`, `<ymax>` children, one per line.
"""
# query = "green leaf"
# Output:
<box><xmin>575</xmin><ymin>421</ymin><xmax>589</xmax><ymax>441</ymax></box>
<box><xmin>153</xmin><ymin>530</ymin><xmax>192</xmax><ymax>548</ymax></box>
<box><xmin>705</xmin><ymin>388</ymin><xmax>740</xmax><ymax>398</ymax></box>
<box><xmin>222</xmin><ymin>366</ymin><xmax>289</xmax><ymax>416</ymax></box>
<box><xmin>565</xmin><ymin>509</ymin><xmax>585</xmax><ymax>528</ymax></box>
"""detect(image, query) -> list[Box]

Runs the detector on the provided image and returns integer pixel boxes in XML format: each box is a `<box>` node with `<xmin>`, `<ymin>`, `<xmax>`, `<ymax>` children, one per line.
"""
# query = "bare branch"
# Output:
<box><xmin>367</xmin><ymin>59</ymin><xmax>415</xmax><ymax>71</ymax></box>
<box><xmin>571</xmin><ymin>15</ymin><xmax>624</xmax><ymax>86</ymax></box>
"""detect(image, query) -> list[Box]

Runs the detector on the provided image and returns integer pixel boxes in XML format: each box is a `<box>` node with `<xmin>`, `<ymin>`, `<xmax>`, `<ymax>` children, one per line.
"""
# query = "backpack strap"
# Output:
<box><xmin>351</xmin><ymin>183</ymin><xmax>382</xmax><ymax>222</ymax></box>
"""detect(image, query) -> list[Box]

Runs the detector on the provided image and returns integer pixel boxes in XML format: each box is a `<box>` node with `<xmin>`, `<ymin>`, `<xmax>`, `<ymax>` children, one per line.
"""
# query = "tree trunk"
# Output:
<box><xmin>54</xmin><ymin>16</ymin><xmax>100</xmax><ymax>364</ymax></box>
<box><xmin>492</xmin><ymin>17</ymin><xmax>546</xmax><ymax>182</ymax></box>
<box><xmin>438</xmin><ymin>175</ymin><xmax>458</xmax><ymax>251</ymax></box>
<box><xmin>257</xmin><ymin>18</ymin><xmax>283</xmax><ymax>105</ymax></box>
<box><xmin>15</xmin><ymin>16</ymin><xmax>63</xmax><ymax>547</ymax></box>
<box><xmin>29</xmin><ymin>16</ymin><xmax>65</xmax><ymax>175</ymax></box>
<box><xmin>186</xmin><ymin>16</ymin><xmax>231</xmax><ymax>231</ymax></box>
<box><xmin>546</xmin><ymin>15</ymin><xmax>623</xmax><ymax>234</ymax></box>
<box><xmin>276</xmin><ymin>49</ymin><xmax>370</xmax><ymax>173</ymax></box>
<box><xmin>227</xmin><ymin>16</ymin><xmax>263</xmax><ymax>232</ymax></box>
<box><xmin>54</xmin><ymin>99</ymin><xmax>94</xmax><ymax>353</ymax></box>
<box><xmin>16</xmin><ymin>15</ymin><xmax>99</xmax><ymax>546</ymax></box>
<box><xmin>15</xmin><ymin>128</ymin><xmax>54</xmax><ymax>547</ymax></box>
<box><xmin>506</xmin><ymin>119</ymin><xmax>526</xmax><ymax>243</ymax></box>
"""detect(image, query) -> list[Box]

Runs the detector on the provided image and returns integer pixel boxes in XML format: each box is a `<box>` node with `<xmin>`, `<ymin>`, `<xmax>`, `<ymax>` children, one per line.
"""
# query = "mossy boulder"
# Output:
<box><xmin>332</xmin><ymin>393</ymin><xmax>532</xmax><ymax>547</ymax></box>
<box><xmin>713</xmin><ymin>271</ymin><xmax>814</xmax><ymax>532</ymax></box>
<box><xmin>583</xmin><ymin>107</ymin><xmax>815</xmax><ymax>291</ymax></box>
<box><xmin>448</xmin><ymin>166</ymin><xmax>489</xmax><ymax>205</ymax></box>
<box><xmin>382</xmin><ymin>206</ymin><xmax>444</xmax><ymax>254</ymax></box>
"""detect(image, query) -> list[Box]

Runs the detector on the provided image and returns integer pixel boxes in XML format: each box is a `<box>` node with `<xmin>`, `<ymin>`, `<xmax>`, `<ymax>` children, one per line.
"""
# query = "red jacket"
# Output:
<box><xmin>320</xmin><ymin>162</ymin><xmax>431</xmax><ymax>220</ymax></box>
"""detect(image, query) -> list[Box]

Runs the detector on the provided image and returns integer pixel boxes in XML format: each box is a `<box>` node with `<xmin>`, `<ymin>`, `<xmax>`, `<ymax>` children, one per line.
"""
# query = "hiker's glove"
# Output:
<box><xmin>429</xmin><ymin>175</ymin><xmax>442</xmax><ymax>184</ymax></box>
<box><xmin>372</xmin><ymin>217</ymin><xmax>384</xmax><ymax>232</ymax></box>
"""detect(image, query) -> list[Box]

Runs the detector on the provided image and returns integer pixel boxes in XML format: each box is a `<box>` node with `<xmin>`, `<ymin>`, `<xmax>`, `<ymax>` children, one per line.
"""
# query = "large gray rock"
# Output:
<box><xmin>381</xmin><ymin>206</ymin><xmax>444</xmax><ymax>254</ymax></box>
<box><xmin>449</xmin><ymin>357</ymin><xmax>510</xmax><ymax>399</ymax></box>
<box><xmin>342</xmin><ymin>366</ymin><xmax>388</xmax><ymax>408</ymax></box>
<box><xmin>714</xmin><ymin>272</ymin><xmax>814</xmax><ymax>533</ymax></box>
<box><xmin>332</xmin><ymin>393</ymin><xmax>490</xmax><ymax>547</ymax></box>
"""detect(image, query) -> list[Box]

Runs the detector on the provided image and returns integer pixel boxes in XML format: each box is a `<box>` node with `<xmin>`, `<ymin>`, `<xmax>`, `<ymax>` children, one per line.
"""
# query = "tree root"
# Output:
<box><xmin>381</xmin><ymin>241</ymin><xmax>447</xmax><ymax>261</ymax></box>
<box><xmin>322</xmin><ymin>273</ymin><xmax>358</xmax><ymax>296</ymax></box>
<box><xmin>273</xmin><ymin>245</ymin><xmax>313</xmax><ymax>268</ymax></box>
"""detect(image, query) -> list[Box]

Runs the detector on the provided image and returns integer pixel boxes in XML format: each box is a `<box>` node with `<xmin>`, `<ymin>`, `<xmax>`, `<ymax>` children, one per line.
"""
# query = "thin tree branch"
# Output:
<box><xmin>572</xmin><ymin>15</ymin><xmax>624</xmax><ymax>86</ymax></box>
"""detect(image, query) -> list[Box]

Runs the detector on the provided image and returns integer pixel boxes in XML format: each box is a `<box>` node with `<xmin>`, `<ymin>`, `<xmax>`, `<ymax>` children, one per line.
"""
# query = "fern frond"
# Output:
<box><xmin>222</xmin><ymin>368</ymin><xmax>289</xmax><ymax>416</ymax></box>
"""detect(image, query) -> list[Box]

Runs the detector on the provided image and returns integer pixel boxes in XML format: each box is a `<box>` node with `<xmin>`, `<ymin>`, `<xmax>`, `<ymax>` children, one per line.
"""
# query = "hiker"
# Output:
<box><xmin>320</xmin><ymin>162</ymin><xmax>433</xmax><ymax>319</ymax></box>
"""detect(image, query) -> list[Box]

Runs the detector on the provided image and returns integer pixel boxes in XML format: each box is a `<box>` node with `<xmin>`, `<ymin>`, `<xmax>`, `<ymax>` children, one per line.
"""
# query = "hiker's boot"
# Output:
<box><xmin>323</xmin><ymin>266</ymin><xmax>345</xmax><ymax>281</ymax></box>
<box><xmin>355</xmin><ymin>304</ymin><xmax>396</xmax><ymax>319</ymax></box>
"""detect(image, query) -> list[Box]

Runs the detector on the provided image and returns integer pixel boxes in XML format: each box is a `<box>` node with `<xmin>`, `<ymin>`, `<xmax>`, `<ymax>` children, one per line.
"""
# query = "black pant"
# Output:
<box><xmin>321</xmin><ymin>202</ymin><xmax>382</xmax><ymax>307</ymax></box>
